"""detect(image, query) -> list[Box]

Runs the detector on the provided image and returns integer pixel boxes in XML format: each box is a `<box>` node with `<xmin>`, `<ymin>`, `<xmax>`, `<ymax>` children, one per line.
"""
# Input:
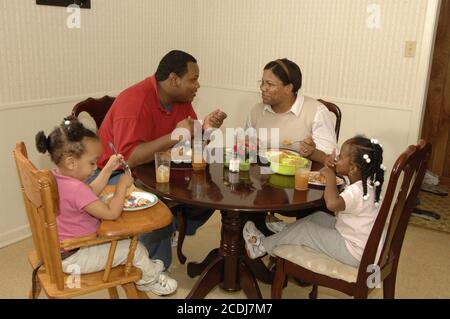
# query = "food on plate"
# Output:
<box><xmin>124</xmin><ymin>195</ymin><xmax>151</xmax><ymax>209</ymax></box>
<box><xmin>308</xmin><ymin>171</ymin><xmax>344</xmax><ymax>185</ymax></box>
<box><xmin>126</xmin><ymin>184</ymin><xmax>136</xmax><ymax>198</ymax></box>
<box><xmin>265</xmin><ymin>149</ymin><xmax>309</xmax><ymax>167</ymax></box>
<box><xmin>308</xmin><ymin>172</ymin><xmax>327</xmax><ymax>184</ymax></box>
<box><xmin>105</xmin><ymin>185</ymin><xmax>152</xmax><ymax>209</ymax></box>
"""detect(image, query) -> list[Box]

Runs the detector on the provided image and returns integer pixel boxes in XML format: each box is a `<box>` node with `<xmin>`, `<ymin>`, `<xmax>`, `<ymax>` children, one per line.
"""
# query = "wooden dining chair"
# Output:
<box><xmin>13</xmin><ymin>142</ymin><xmax>150</xmax><ymax>299</ymax></box>
<box><xmin>72</xmin><ymin>95</ymin><xmax>115</xmax><ymax>130</ymax></box>
<box><xmin>271</xmin><ymin>140</ymin><xmax>432</xmax><ymax>299</ymax></box>
<box><xmin>317</xmin><ymin>99</ymin><xmax>342</xmax><ymax>141</ymax></box>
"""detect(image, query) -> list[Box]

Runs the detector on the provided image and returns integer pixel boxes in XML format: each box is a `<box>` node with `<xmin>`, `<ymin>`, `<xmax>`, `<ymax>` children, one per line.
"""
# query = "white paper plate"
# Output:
<box><xmin>308</xmin><ymin>171</ymin><xmax>345</xmax><ymax>187</ymax></box>
<box><xmin>101</xmin><ymin>191</ymin><xmax>158</xmax><ymax>211</ymax></box>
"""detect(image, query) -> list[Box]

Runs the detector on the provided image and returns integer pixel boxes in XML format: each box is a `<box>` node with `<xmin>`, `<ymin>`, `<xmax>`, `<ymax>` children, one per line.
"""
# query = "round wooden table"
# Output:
<box><xmin>134</xmin><ymin>162</ymin><xmax>325</xmax><ymax>299</ymax></box>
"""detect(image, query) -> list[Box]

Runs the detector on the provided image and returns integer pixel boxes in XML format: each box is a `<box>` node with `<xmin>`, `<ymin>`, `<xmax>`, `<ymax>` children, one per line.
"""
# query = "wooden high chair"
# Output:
<box><xmin>13</xmin><ymin>142</ymin><xmax>172</xmax><ymax>299</ymax></box>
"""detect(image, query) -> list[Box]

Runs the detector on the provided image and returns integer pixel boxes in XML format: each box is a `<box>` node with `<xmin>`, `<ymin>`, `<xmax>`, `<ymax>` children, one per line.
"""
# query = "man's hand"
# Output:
<box><xmin>299</xmin><ymin>136</ymin><xmax>316</xmax><ymax>157</ymax></box>
<box><xmin>203</xmin><ymin>109</ymin><xmax>227</xmax><ymax>130</ymax></box>
<box><xmin>176</xmin><ymin>116</ymin><xmax>194</xmax><ymax>136</ymax></box>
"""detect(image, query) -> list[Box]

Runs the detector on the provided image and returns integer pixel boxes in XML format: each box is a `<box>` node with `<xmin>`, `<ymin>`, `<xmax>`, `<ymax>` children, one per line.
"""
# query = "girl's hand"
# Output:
<box><xmin>320</xmin><ymin>166</ymin><xmax>336</xmax><ymax>181</ymax></box>
<box><xmin>118</xmin><ymin>172</ymin><xmax>134</xmax><ymax>188</ymax></box>
<box><xmin>104</xmin><ymin>154</ymin><xmax>124</xmax><ymax>172</ymax></box>
<box><xmin>324</xmin><ymin>149</ymin><xmax>337</xmax><ymax>168</ymax></box>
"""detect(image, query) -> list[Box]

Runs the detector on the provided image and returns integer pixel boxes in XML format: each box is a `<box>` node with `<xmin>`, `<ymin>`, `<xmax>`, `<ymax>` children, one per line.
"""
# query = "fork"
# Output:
<box><xmin>108</xmin><ymin>141</ymin><xmax>132</xmax><ymax>175</ymax></box>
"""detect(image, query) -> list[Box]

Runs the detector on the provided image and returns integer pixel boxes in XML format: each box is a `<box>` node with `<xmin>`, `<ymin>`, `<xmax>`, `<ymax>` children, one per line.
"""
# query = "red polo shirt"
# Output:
<box><xmin>97</xmin><ymin>76</ymin><xmax>197</xmax><ymax>168</ymax></box>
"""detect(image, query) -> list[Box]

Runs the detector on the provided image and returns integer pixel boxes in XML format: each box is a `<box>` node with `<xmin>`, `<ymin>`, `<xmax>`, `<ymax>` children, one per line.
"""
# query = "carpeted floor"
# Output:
<box><xmin>409</xmin><ymin>185</ymin><xmax>450</xmax><ymax>234</ymax></box>
<box><xmin>2</xmin><ymin>211</ymin><xmax>450</xmax><ymax>298</ymax></box>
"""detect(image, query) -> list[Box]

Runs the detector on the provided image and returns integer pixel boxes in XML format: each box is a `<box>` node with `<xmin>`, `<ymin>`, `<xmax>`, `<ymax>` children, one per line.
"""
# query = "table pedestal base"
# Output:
<box><xmin>186</xmin><ymin>211</ymin><xmax>273</xmax><ymax>299</ymax></box>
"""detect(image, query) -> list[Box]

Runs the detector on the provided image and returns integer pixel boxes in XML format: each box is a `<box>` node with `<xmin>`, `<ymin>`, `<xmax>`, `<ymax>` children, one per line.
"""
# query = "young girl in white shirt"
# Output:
<box><xmin>243</xmin><ymin>135</ymin><xmax>385</xmax><ymax>267</ymax></box>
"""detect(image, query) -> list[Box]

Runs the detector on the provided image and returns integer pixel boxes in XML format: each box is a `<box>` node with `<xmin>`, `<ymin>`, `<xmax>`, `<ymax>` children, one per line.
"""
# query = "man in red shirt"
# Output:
<box><xmin>98</xmin><ymin>51</ymin><xmax>225</xmax><ymax>169</ymax></box>
<box><xmin>96</xmin><ymin>50</ymin><xmax>227</xmax><ymax>269</ymax></box>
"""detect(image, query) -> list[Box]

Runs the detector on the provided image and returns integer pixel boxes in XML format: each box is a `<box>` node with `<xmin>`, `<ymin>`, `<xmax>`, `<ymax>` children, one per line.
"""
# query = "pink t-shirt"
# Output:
<box><xmin>52</xmin><ymin>169</ymin><xmax>100</xmax><ymax>241</ymax></box>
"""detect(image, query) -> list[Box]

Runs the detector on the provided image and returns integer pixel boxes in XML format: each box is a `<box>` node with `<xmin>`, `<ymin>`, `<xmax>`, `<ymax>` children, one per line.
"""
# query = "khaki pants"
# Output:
<box><xmin>262</xmin><ymin>211</ymin><xmax>360</xmax><ymax>267</ymax></box>
<box><xmin>61</xmin><ymin>239</ymin><xmax>161</xmax><ymax>286</ymax></box>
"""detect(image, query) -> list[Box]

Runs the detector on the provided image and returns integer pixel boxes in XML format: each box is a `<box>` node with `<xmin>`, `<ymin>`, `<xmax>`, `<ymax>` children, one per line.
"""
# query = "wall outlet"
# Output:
<box><xmin>405</xmin><ymin>41</ymin><xmax>417</xmax><ymax>58</ymax></box>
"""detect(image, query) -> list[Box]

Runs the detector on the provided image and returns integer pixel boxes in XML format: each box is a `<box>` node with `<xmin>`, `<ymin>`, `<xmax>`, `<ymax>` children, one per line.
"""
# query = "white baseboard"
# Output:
<box><xmin>0</xmin><ymin>225</ymin><xmax>31</xmax><ymax>249</ymax></box>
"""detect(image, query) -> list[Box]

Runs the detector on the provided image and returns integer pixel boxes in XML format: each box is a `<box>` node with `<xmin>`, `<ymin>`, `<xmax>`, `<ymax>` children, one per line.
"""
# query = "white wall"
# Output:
<box><xmin>0</xmin><ymin>0</ymin><xmax>441</xmax><ymax>247</ymax></box>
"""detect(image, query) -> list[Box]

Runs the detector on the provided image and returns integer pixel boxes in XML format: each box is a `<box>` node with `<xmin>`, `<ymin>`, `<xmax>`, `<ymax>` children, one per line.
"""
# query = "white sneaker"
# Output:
<box><xmin>243</xmin><ymin>221</ymin><xmax>266</xmax><ymax>259</ymax></box>
<box><xmin>137</xmin><ymin>273</ymin><xmax>178</xmax><ymax>296</ymax></box>
<box><xmin>265</xmin><ymin>215</ymin><xmax>289</xmax><ymax>233</ymax></box>
<box><xmin>136</xmin><ymin>259</ymin><xmax>177</xmax><ymax>296</ymax></box>
<box><xmin>136</xmin><ymin>272</ymin><xmax>178</xmax><ymax>296</ymax></box>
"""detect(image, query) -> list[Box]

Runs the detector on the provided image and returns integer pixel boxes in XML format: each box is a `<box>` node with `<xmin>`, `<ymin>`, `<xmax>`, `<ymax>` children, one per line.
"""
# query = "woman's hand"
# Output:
<box><xmin>299</xmin><ymin>136</ymin><xmax>316</xmax><ymax>157</ymax></box>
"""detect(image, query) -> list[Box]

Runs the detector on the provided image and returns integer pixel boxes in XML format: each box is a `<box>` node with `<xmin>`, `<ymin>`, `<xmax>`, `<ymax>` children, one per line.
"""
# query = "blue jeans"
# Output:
<box><xmin>174</xmin><ymin>206</ymin><xmax>215</xmax><ymax>236</ymax></box>
<box><xmin>90</xmin><ymin>169</ymin><xmax>213</xmax><ymax>269</ymax></box>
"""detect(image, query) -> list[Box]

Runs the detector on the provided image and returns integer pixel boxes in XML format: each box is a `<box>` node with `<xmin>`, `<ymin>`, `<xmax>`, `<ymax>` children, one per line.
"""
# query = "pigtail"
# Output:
<box><xmin>349</xmin><ymin>136</ymin><xmax>385</xmax><ymax>206</ymax></box>
<box><xmin>61</xmin><ymin>115</ymin><xmax>97</xmax><ymax>143</ymax></box>
<box><xmin>61</xmin><ymin>115</ymin><xmax>86</xmax><ymax>142</ymax></box>
<box><xmin>36</xmin><ymin>115</ymin><xmax>98</xmax><ymax>165</ymax></box>
<box><xmin>35</xmin><ymin>131</ymin><xmax>49</xmax><ymax>154</ymax></box>
<box><xmin>371</xmin><ymin>143</ymin><xmax>385</xmax><ymax>204</ymax></box>
<box><xmin>352</xmin><ymin>147</ymin><xmax>372</xmax><ymax>200</ymax></box>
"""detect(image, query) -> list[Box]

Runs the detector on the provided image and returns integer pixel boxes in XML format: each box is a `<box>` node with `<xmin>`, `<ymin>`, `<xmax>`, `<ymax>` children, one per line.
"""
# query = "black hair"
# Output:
<box><xmin>264</xmin><ymin>58</ymin><xmax>302</xmax><ymax>94</ymax></box>
<box><xmin>35</xmin><ymin>115</ymin><xmax>98</xmax><ymax>165</ymax></box>
<box><xmin>155</xmin><ymin>50</ymin><xmax>197</xmax><ymax>81</ymax></box>
<box><xmin>347</xmin><ymin>135</ymin><xmax>385</xmax><ymax>204</ymax></box>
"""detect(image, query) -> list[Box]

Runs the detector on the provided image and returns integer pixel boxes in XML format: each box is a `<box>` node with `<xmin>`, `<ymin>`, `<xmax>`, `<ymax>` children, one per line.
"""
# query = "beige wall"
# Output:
<box><xmin>192</xmin><ymin>0</ymin><xmax>439</xmax><ymax>163</ymax></box>
<box><xmin>0</xmin><ymin>0</ymin><xmax>196</xmax><ymax>247</ymax></box>
<box><xmin>0</xmin><ymin>0</ymin><xmax>441</xmax><ymax>246</ymax></box>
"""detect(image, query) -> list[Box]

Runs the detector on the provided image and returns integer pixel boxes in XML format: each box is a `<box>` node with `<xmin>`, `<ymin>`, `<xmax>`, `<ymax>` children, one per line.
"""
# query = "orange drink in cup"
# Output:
<box><xmin>192</xmin><ymin>140</ymin><xmax>207</xmax><ymax>171</ymax></box>
<box><xmin>293</xmin><ymin>189</ymin><xmax>308</xmax><ymax>202</ymax></box>
<box><xmin>295</xmin><ymin>161</ymin><xmax>312</xmax><ymax>191</ymax></box>
<box><xmin>155</xmin><ymin>152</ymin><xmax>171</xmax><ymax>183</ymax></box>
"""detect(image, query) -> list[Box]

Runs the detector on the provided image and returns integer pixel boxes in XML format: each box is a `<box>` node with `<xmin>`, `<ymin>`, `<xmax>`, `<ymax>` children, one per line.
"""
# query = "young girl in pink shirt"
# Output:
<box><xmin>35</xmin><ymin>116</ymin><xmax>177</xmax><ymax>296</ymax></box>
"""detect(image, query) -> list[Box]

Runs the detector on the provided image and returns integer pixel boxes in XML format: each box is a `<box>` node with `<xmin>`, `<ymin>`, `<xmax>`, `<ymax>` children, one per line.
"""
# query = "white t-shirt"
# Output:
<box><xmin>335</xmin><ymin>180</ymin><xmax>380</xmax><ymax>261</ymax></box>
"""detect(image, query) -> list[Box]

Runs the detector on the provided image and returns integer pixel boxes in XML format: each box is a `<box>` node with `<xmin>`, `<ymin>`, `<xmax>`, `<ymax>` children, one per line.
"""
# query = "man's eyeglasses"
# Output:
<box><xmin>258</xmin><ymin>80</ymin><xmax>282</xmax><ymax>89</ymax></box>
